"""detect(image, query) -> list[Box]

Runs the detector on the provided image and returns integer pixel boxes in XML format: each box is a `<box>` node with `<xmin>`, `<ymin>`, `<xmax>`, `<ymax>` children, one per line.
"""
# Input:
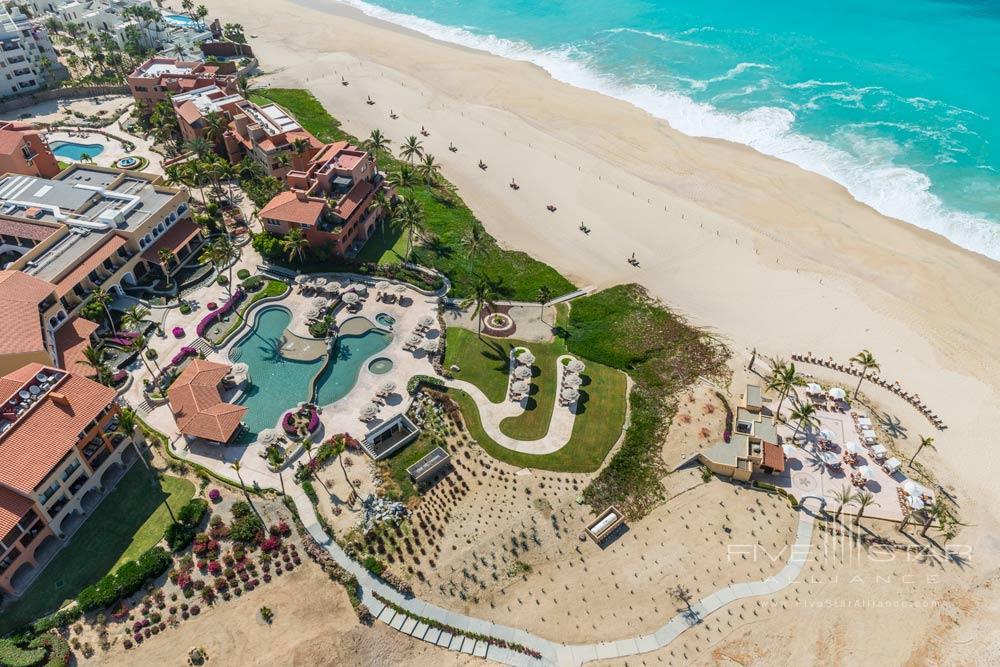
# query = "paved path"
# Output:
<box><xmin>292</xmin><ymin>493</ymin><xmax>822</xmax><ymax>666</ymax></box>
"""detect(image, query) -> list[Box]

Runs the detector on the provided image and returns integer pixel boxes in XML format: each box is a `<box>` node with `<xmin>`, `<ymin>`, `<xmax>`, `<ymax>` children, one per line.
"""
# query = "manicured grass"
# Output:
<box><xmin>355</xmin><ymin>223</ymin><xmax>408</xmax><ymax>265</ymax></box>
<box><xmin>381</xmin><ymin>436</ymin><xmax>441</xmax><ymax>501</ymax></box>
<box><xmin>250</xmin><ymin>88</ymin><xmax>574</xmax><ymax>301</ymax></box>
<box><xmin>443</xmin><ymin>327</ymin><xmax>627</xmax><ymax>472</ymax></box>
<box><xmin>0</xmin><ymin>464</ymin><xmax>194</xmax><ymax>634</ymax></box>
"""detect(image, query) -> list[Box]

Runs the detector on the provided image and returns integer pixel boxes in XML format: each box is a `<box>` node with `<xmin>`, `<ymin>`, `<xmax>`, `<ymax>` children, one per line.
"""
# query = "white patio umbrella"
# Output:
<box><xmin>359</xmin><ymin>402</ymin><xmax>379</xmax><ymax>419</ymax></box>
<box><xmin>567</xmin><ymin>359</ymin><xmax>585</xmax><ymax>374</ymax></box>
<box><xmin>902</xmin><ymin>479</ymin><xmax>923</xmax><ymax>497</ymax></box>
<box><xmin>819</xmin><ymin>428</ymin><xmax>836</xmax><ymax>441</ymax></box>
<box><xmin>511</xmin><ymin>380</ymin><xmax>530</xmax><ymax>394</ymax></box>
<box><xmin>379</xmin><ymin>380</ymin><xmax>397</xmax><ymax>395</ymax></box>
<box><xmin>907</xmin><ymin>495</ymin><xmax>925</xmax><ymax>511</ymax></box>
<box><xmin>342</xmin><ymin>292</ymin><xmax>359</xmax><ymax>305</ymax></box>
<box><xmin>313</xmin><ymin>277</ymin><xmax>327</xmax><ymax>288</ymax></box>
<box><xmin>418</xmin><ymin>315</ymin><xmax>435</xmax><ymax>328</ymax></box>
<box><xmin>421</xmin><ymin>338</ymin><xmax>438</xmax><ymax>353</ymax></box>
<box><xmin>561</xmin><ymin>387</ymin><xmax>580</xmax><ymax>403</ymax></box>
<box><xmin>326</xmin><ymin>280</ymin><xmax>342</xmax><ymax>292</ymax></box>
<box><xmin>517</xmin><ymin>350</ymin><xmax>535</xmax><ymax>366</ymax></box>
<box><xmin>513</xmin><ymin>365</ymin><xmax>532</xmax><ymax>380</ymax></box>
<box><xmin>294</xmin><ymin>274</ymin><xmax>308</xmax><ymax>285</ymax></box>
<box><xmin>563</xmin><ymin>373</ymin><xmax>582</xmax><ymax>388</ymax></box>
<box><xmin>820</xmin><ymin>451</ymin><xmax>839</xmax><ymax>466</ymax></box>
<box><xmin>405</xmin><ymin>333</ymin><xmax>422</xmax><ymax>347</ymax></box>
<box><xmin>806</xmin><ymin>382</ymin><xmax>822</xmax><ymax>395</ymax></box>
<box><xmin>258</xmin><ymin>429</ymin><xmax>278</xmax><ymax>445</ymax></box>
<box><xmin>829</xmin><ymin>387</ymin><xmax>847</xmax><ymax>400</ymax></box>
<box><xmin>845</xmin><ymin>441</ymin><xmax>863</xmax><ymax>455</ymax></box>
<box><xmin>376</xmin><ymin>280</ymin><xmax>390</xmax><ymax>291</ymax></box>
<box><xmin>856</xmin><ymin>465</ymin><xmax>872</xmax><ymax>480</ymax></box>
<box><xmin>394</xmin><ymin>283</ymin><xmax>406</xmax><ymax>294</ymax></box>
<box><xmin>304</xmin><ymin>307</ymin><xmax>321</xmax><ymax>320</ymax></box>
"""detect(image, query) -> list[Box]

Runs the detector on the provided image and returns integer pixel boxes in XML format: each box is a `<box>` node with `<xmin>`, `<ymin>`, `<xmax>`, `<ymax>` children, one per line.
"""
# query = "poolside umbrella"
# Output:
<box><xmin>820</xmin><ymin>451</ymin><xmax>839</xmax><ymax>466</ymax></box>
<box><xmin>806</xmin><ymin>382</ymin><xmax>822</xmax><ymax>395</ymax></box>
<box><xmin>567</xmin><ymin>359</ymin><xmax>585</xmax><ymax>374</ymax></box>
<box><xmin>907</xmin><ymin>496</ymin><xmax>925</xmax><ymax>511</ymax></box>
<box><xmin>379</xmin><ymin>381</ymin><xmax>397</xmax><ymax>396</ymax></box>
<box><xmin>819</xmin><ymin>428</ymin><xmax>835</xmax><ymax>441</ymax></box>
<box><xmin>517</xmin><ymin>350</ymin><xmax>535</xmax><ymax>366</ymax></box>
<box><xmin>511</xmin><ymin>380</ymin><xmax>530</xmax><ymax>394</ymax></box>
<box><xmin>259</xmin><ymin>429</ymin><xmax>278</xmax><ymax>446</ymax></box>
<box><xmin>421</xmin><ymin>338</ymin><xmax>438</xmax><ymax>353</ymax></box>
<box><xmin>856</xmin><ymin>465</ymin><xmax>872</xmax><ymax>480</ymax></box>
<box><xmin>418</xmin><ymin>314</ymin><xmax>435</xmax><ymax>328</ymax></box>
<box><xmin>342</xmin><ymin>292</ymin><xmax>359</xmax><ymax>305</ymax></box>
<box><xmin>845</xmin><ymin>441</ymin><xmax>863</xmax><ymax>455</ymax></box>
<box><xmin>376</xmin><ymin>280</ymin><xmax>390</xmax><ymax>292</ymax></box>
<box><xmin>561</xmin><ymin>387</ymin><xmax>580</xmax><ymax>403</ymax></box>
<box><xmin>394</xmin><ymin>283</ymin><xmax>406</xmax><ymax>294</ymax></box>
<box><xmin>304</xmin><ymin>306</ymin><xmax>321</xmax><ymax>320</ymax></box>
<box><xmin>563</xmin><ymin>373</ymin><xmax>582</xmax><ymax>388</ymax></box>
<box><xmin>902</xmin><ymin>480</ymin><xmax>922</xmax><ymax>497</ymax></box>
<box><xmin>829</xmin><ymin>387</ymin><xmax>847</xmax><ymax>400</ymax></box>
<box><xmin>359</xmin><ymin>402</ymin><xmax>379</xmax><ymax>419</ymax></box>
<box><xmin>295</xmin><ymin>274</ymin><xmax>308</xmax><ymax>286</ymax></box>
<box><xmin>353</xmin><ymin>284</ymin><xmax>368</xmax><ymax>296</ymax></box>
<box><xmin>313</xmin><ymin>277</ymin><xmax>327</xmax><ymax>288</ymax></box>
<box><xmin>513</xmin><ymin>365</ymin><xmax>532</xmax><ymax>380</ymax></box>
<box><xmin>405</xmin><ymin>333</ymin><xmax>422</xmax><ymax>347</ymax></box>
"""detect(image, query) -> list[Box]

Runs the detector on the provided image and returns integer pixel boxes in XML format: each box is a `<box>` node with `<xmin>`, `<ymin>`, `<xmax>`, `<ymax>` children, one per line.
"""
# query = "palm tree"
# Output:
<box><xmin>363</xmin><ymin>128</ymin><xmax>391</xmax><ymax>155</ymax></box>
<box><xmin>121</xmin><ymin>304</ymin><xmax>149</xmax><ymax>332</ymax></box>
<box><xmin>909</xmin><ymin>435</ymin><xmax>936</xmax><ymax>467</ymax></box>
<box><xmin>788</xmin><ymin>400</ymin><xmax>820</xmax><ymax>440</ymax></box>
<box><xmin>89</xmin><ymin>287</ymin><xmax>117</xmax><ymax>335</ymax></box>
<box><xmin>399</xmin><ymin>135</ymin><xmax>424</xmax><ymax>164</ymax></box>
<box><xmin>280</xmin><ymin>227</ymin><xmax>310</xmax><ymax>265</ymax></box>
<box><xmin>185</xmin><ymin>136</ymin><xmax>212</xmax><ymax>160</ymax></box>
<box><xmin>206</xmin><ymin>236</ymin><xmax>239</xmax><ymax>298</ymax></box>
<box><xmin>230</xmin><ymin>461</ymin><xmax>261</xmax><ymax>518</ymax></box>
<box><xmin>853</xmin><ymin>490</ymin><xmax>876</xmax><ymax>526</ymax></box>
<box><xmin>134</xmin><ymin>335</ymin><xmax>161</xmax><ymax>373</ymax></box>
<box><xmin>830</xmin><ymin>485</ymin><xmax>857</xmax><ymax>523</ymax></box>
<box><xmin>129</xmin><ymin>337</ymin><xmax>156</xmax><ymax>378</ymax></box>
<box><xmin>158</xmin><ymin>248</ymin><xmax>175</xmax><ymax>289</ymax></box>
<box><xmin>116</xmin><ymin>406</ymin><xmax>150</xmax><ymax>471</ymax></box>
<box><xmin>462</xmin><ymin>224</ymin><xmax>488</xmax><ymax>262</ymax></box>
<box><xmin>80</xmin><ymin>344</ymin><xmax>107</xmax><ymax>380</ymax></box>
<box><xmin>397</xmin><ymin>199</ymin><xmax>425</xmax><ymax>261</ymax></box>
<box><xmin>850</xmin><ymin>349</ymin><xmax>880</xmax><ymax>399</ymax></box>
<box><xmin>417</xmin><ymin>153</ymin><xmax>440</xmax><ymax>186</ymax></box>
<box><xmin>536</xmin><ymin>286</ymin><xmax>553</xmax><ymax>322</ymax></box>
<box><xmin>765</xmin><ymin>360</ymin><xmax>804</xmax><ymax>418</ymax></box>
<box><xmin>201</xmin><ymin>111</ymin><xmax>227</xmax><ymax>147</ymax></box>
<box><xmin>461</xmin><ymin>278</ymin><xmax>497</xmax><ymax>338</ymax></box>
<box><xmin>390</xmin><ymin>163</ymin><xmax>418</xmax><ymax>190</ymax></box>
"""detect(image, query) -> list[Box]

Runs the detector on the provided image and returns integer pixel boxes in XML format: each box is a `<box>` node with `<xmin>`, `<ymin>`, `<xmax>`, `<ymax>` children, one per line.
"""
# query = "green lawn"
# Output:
<box><xmin>355</xmin><ymin>223</ymin><xmax>408</xmax><ymax>265</ymax></box>
<box><xmin>250</xmin><ymin>88</ymin><xmax>574</xmax><ymax>301</ymax></box>
<box><xmin>0</xmin><ymin>464</ymin><xmax>194</xmax><ymax>634</ymax></box>
<box><xmin>380</xmin><ymin>436</ymin><xmax>442</xmax><ymax>501</ymax></box>
<box><xmin>442</xmin><ymin>327</ymin><xmax>627</xmax><ymax>472</ymax></box>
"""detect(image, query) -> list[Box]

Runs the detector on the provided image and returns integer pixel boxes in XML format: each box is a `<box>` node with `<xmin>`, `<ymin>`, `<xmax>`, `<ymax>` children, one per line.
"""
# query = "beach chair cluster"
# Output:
<box><xmin>374</xmin><ymin>280</ymin><xmax>407</xmax><ymax>305</ymax></box>
<box><xmin>793</xmin><ymin>353</ymin><xmax>946</xmax><ymax>431</ymax></box>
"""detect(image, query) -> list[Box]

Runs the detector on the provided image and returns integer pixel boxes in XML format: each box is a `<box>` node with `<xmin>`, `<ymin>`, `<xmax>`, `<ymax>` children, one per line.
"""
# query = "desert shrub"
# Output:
<box><xmin>165</xmin><ymin>522</ymin><xmax>196</xmax><ymax>552</ymax></box>
<box><xmin>236</xmin><ymin>268</ymin><xmax>251</xmax><ymax>280</ymax></box>
<box><xmin>362</xmin><ymin>556</ymin><xmax>386</xmax><ymax>576</ymax></box>
<box><xmin>178</xmin><ymin>302</ymin><xmax>192</xmax><ymax>315</ymax></box>
<box><xmin>177</xmin><ymin>498</ymin><xmax>208</xmax><ymax>526</ymax></box>
<box><xmin>228</xmin><ymin>514</ymin><xmax>263</xmax><ymax>545</ymax></box>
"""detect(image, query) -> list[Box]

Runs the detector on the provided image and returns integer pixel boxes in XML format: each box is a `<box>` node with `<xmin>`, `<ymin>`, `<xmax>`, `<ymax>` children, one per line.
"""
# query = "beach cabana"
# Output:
<box><xmin>513</xmin><ymin>365</ymin><xmax>532</xmax><ymax>380</ymax></box>
<box><xmin>870</xmin><ymin>444</ymin><xmax>888</xmax><ymax>460</ymax></box>
<box><xmin>884</xmin><ymin>457</ymin><xmax>901</xmax><ymax>474</ymax></box>
<box><xmin>517</xmin><ymin>350</ymin><xmax>535</xmax><ymax>366</ymax></box>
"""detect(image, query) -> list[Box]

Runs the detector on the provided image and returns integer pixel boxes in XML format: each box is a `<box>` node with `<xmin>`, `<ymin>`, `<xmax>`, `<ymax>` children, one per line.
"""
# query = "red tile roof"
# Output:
<box><xmin>0</xmin><ymin>217</ymin><xmax>58</xmax><ymax>242</ymax></box>
<box><xmin>175</xmin><ymin>100</ymin><xmax>204</xmax><ymax>127</ymax></box>
<box><xmin>55</xmin><ymin>317</ymin><xmax>99</xmax><ymax>377</ymax></box>
<box><xmin>168</xmin><ymin>359</ymin><xmax>246</xmax><ymax>442</ymax></box>
<box><xmin>336</xmin><ymin>179</ymin><xmax>375</xmax><ymax>221</ymax></box>
<box><xmin>53</xmin><ymin>235</ymin><xmax>128</xmax><ymax>298</ymax></box>
<box><xmin>141</xmin><ymin>219</ymin><xmax>202</xmax><ymax>263</ymax></box>
<box><xmin>0</xmin><ymin>270</ymin><xmax>56</xmax><ymax>357</ymax></box>
<box><xmin>762</xmin><ymin>441</ymin><xmax>785</xmax><ymax>473</ymax></box>
<box><xmin>259</xmin><ymin>191</ymin><xmax>325</xmax><ymax>227</ymax></box>
<box><xmin>0</xmin><ymin>485</ymin><xmax>33</xmax><ymax>539</ymax></box>
<box><xmin>0</xmin><ymin>363</ymin><xmax>116</xmax><ymax>495</ymax></box>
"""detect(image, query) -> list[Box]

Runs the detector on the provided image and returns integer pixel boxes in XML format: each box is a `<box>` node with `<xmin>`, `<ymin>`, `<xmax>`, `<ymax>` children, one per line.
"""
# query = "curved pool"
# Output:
<box><xmin>50</xmin><ymin>141</ymin><xmax>105</xmax><ymax>161</ymax></box>
<box><xmin>231</xmin><ymin>306</ymin><xmax>390</xmax><ymax>437</ymax></box>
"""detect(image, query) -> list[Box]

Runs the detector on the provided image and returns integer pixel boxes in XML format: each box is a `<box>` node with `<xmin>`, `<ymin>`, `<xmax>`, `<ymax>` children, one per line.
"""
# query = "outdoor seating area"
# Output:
<box><xmin>560</xmin><ymin>357</ymin><xmax>585</xmax><ymax>407</ymax></box>
<box><xmin>793</xmin><ymin>353</ymin><xmax>946</xmax><ymax>430</ymax></box>
<box><xmin>509</xmin><ymin>348</ymin><xmax>535</xmax><ymax>402</ymax></box>
<box><xmin>402</xmin><ymin>315</ymin><xmax>437</xmax><ymax>354</ymax></box>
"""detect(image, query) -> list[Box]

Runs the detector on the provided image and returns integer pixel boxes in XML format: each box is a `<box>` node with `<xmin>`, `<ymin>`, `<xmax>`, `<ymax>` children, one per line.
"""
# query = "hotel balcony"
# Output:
<box><xmin>68</xmin><ymin>474</ymin><xmax>89</xmax><ymax>496</ymax></box>
<box><xmin>47</xmin><ymin>496</ymin><xmax>68</xmax><ymax>518</ymax></box>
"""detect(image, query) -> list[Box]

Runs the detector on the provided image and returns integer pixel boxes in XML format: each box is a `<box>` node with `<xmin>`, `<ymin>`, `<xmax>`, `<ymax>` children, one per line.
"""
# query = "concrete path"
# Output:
<box><xmin>292</xmin><ymin>493</ymin><xmax>821</xmax><ymax>666</ymax></box>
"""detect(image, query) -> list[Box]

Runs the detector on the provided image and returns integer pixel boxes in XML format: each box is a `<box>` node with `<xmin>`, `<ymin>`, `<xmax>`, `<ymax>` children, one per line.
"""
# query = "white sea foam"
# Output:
<box><xmin>602</xmin><ymin>27</ymin><xmax>714</xmax><ymax>49</ymax></box>
<box><xmin>334</xmin><ymin>0</ymin><xmax>1000</xmax><ymax>260</ymax></box>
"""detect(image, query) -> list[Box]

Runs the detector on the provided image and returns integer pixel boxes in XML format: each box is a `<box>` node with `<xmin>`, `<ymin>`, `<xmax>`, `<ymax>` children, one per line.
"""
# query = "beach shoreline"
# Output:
<box><xmin>202</xmin><ymin>0</ymin><xmax>999</xmax><ymax>518</ymax></box>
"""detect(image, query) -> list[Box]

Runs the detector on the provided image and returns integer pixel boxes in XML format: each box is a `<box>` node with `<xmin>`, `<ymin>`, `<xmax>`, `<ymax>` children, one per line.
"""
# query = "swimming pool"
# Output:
<box><xmin>165</xmin><ymin>13</ymin><xmax>200</xmax><ymax>27</ymax></box>
<box><xmin>50</xmin><ymin>141</ymin><xmax>105</xmax><ymax>161</ymax></box>
<box><xmin>232</xmin><ymin>306</ymin><xmax>390</xmax><ymax>436</ymax></box>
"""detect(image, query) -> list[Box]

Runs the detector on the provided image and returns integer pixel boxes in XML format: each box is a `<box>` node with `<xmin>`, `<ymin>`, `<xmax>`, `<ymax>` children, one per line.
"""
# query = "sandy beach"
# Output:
<box><xmin>193</xmin><ymin>0</ymin><xmax>1000</xmax><ymax>658</ymax></box>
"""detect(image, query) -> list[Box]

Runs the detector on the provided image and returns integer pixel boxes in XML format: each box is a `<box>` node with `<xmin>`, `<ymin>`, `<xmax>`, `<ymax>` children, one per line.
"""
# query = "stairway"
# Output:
<box><xmin>190</xmin><ymin>337</ymin><xmax>215</xmax><ymax>357</ymax></box>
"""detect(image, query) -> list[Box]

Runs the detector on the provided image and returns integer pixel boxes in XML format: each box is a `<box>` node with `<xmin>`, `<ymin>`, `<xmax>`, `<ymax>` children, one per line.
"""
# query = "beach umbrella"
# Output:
<box><xmin>820</xmin><ymin>451</ymin><xmax>839</xmax><ymax>466</ymax></box>
<box><xmin>856</xmin><ymin>465</ymin><xmax>872</xmax><ymax>480</ymax></box>
<box><xmin>513</xmin><ymin>365</ymin><xmax>532</xmax><ymax>380</ymax></box>
<box><xmin>829</xmin><ymin>387</ymin><xmax>847</xmax><ymax>400</ymax></box>
<box><xmin>806</xmin><ymin>382</ymin><xmax>822</xmax><ymax>395</ymax></box>
<box><xmin>907</xmin><ymin>496</ymin><xmax>925</xmax><ymax>511</ymax></box>
<box><xmin>405</xmin><ymin>333</ymin><xmax>422</xmax><ymax>347</ymax></box>
<box><xmin>517</xmin><ymin>350</ymin><xmax>535</xmax><ymax>366</ymax></box>
<box><xmin>304</xmin><ymin>306</ymin><xmax>321</xmax><ymax>320</ymax></box>
<box><xmin>819</xmin><ymin>428</ymin><xmax>835</xmax><ymax>441</ymax></box>
<box><xmin>258</xmin><ymin>429</ymin><xmax>278</xmax><ymax>446</ymax></box>
<box><xmin>376</xmin><ymin>280</ymin><xmax>390</xmax><ymax>291</ymax></box>
<box><xmin>312</xmin><ymin>277</ymin><xmax>327</xmax><ymax>288</ymax></box>
<box><xmin>418</xmin><ymin>315</ymin><xmax>435</xmax><ymax>328</ymax></box>
<box><xmin>902</xmin><ymin>479</ymin><xmax>922</xmax><ymax>496</ymax></box>
<box><xmin>421</xmin><ymin>338</ymin><xmax>438</xmax><ymax>353</ymax></box>
<box><xmin>561</xmin><ymin>387</ymin><xmax>580</xmax><ymax>403</ymax></box>
<box><xmin>511</xmin><ymin>380</ymin><xmax>530</xmax><ymax>394</ymax></box>
<box><xmin>342</xmin><ymin>292</ymin><xmax>359</xmax><ymax>305</ymax></box>
<box><xmin>379</xmin><ymin>380</ymin><xmax>397</xmax><ymax>396</ymax></box>
<box><xmin>567</xmin><ymin>359</ymin><xmax>585</xmax><ymax>374</ymax></box>
<box><xmin>563</xmin><ymin>373</ymin><xmax>582</xmax><ymax>388</ymax></box>
<box><xmin>295</xmin><ymin>274</ymin><xmax>308</xmax><ymax>286</ymax></box>
<box><xmin>845</xmin><ymin>441</ymin><xmax>863</xmax><ymax>455</ymax></box>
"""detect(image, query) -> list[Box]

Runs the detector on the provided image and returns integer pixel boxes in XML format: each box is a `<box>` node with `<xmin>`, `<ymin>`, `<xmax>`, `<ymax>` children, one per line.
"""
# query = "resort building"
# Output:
<box><xmin>167</xmin><ymin>359</ymin><xmax>247</xmax><ymax>445</ymax></box>
<box><xmin>0</xmin><ymin>363</ymin><xmax>135</xmax><ymax>597</ymax></box>
<box><xmin>698</xmin><ymin>384</ymin><xmax>785</xmax><ymax>481</ymax></box>
<box><xmin>127</xmin><ymin>57</ymin><xmax>238</xmax><ymax>109</ymax></box>
<box><xmin>0</xmin><ymin>164</ymin><xmax>199</xmax><ymax>338</ymax></box>
<box><xmin>0</xmin><ymin>6</ymin><xmax>66</xmax><ymax>98</ymax></box>
<box><xmin>0</xmin><ymin>121</ymin><xmax>60</xmax><ymax>178</ymax></box>
<box><xmin>258</xmin><ymin>140</ymin><xmax>386</xmax><ymax>257</ymax></box>
<box><xmin>406</xmin><ymin>446</ymin><xmax>451</xmax><ymax>485</ymax></box>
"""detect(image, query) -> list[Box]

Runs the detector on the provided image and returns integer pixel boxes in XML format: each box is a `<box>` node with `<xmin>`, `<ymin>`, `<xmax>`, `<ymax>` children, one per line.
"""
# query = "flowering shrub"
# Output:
<box><xmin>260</xmin><ymin>536</ymin><xmax>281</xmax><ymax>553</ymax></box>
<box><xmin>208</xmin><ymin>489</ymin><xmax>222</xmax><ymax>503</ymax></box>
<box><xmin>196</xmin><ymin>288</ymin><xmax>246</xmax><ymax>338</ymax></box>
<box><xmin>191</xmin><ymin>605</ymin><xmax>201</xmax><ymax>616</ymax></box>
<box><xmin>207</xmin><ymin>561</ymin><xmax>222</xmax><ymax>575</ymax></box>
<box><xmin>170</xmin><ymin>346</ymin><xmax>197</xmax><ymax>367</ymax></box>
<box><xmin>171</xmin><ymin>326</ymin><xmax>185</xmax><ymax>338</ymax></box>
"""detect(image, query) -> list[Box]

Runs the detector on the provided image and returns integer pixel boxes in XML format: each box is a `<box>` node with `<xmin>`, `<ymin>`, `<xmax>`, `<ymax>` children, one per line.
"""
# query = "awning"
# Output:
<box><xmin>141</xmin><ymin>219</ymin><xmax>203</xmax><ymax>263</ymax></box>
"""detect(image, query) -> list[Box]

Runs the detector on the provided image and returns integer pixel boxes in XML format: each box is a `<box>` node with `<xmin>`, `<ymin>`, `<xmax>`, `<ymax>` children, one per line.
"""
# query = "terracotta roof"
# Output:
<box><xmin>0</xmin><ymin>270</ymin><xmax>56</xmax><ymax>357</ymax></box>
<box><xmin>0</xmin><ymin>363</ymin><xmax>116</xmax><ymax>495</ymax></box>
<box><xmin>336</xmin><ymin>179</ymin><xmax>375</xmax><ymax>221</ymax></box>
<box><xmin>0</xmin><ymin>485</ymin><xmax>34</xmax><ymax>539</ymax></box>
<box><xmin>310</xmin><ymin>141</ymin><xmax>350</xmax><ymax>165</ymax></box>
<box><xmin>168</xmin><ymin>359</ymin><xmax>247</xmax><ymax>442</ymax></box>
<box><xmin>141</xmin><ymin>219</ymin><xmax>202</xmax><ymax>263</ymax></box>
<box><xmin>0</xmin><ymin>128</ymin><xmax>27</xmax><ymax>154</ymax></box>
<box><xmin>53</xmin><ymin>235</ymin><xmax>128</xmax><ymax>298</ymax></box>
<box><xmin>0</xmin><ymin>217</ymin><xmax>58</xmax><ymax>242</ymax></box>
<box><xmin>175</xmin><ymin>100</ymin><xmax>204</xmax><ymax>127</ymax></box>
<box><xmin>54</xmin><ymin>316</ymin><xmax>99</xmax><ymax>376</ymax></box>
<box><xmin>285</xmin><ymin>130</ymin><xmax>323</xmax><ymax>150</ymax></box>
<box><xmin>259</xmin><ymin>191</ymin><xmax>325</xmax><ymax>226</ymax></box>
<box><xmin>762</xmin><ymin>441</ymin><xmax>785</xmax><ymax>473</ymax></box>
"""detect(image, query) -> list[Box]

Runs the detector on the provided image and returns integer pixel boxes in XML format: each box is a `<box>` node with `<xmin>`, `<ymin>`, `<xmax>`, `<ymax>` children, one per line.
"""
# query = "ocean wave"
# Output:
<box><xmin>601</xmin><ymin>27</ymin><xmax>714</xmax><ymax>49</ymax></box>
<box><xmin>671</xmin><ymin>62</ymin><xmax>773</xmax><ymax>91</ymax></box>
<box><xmin>333</xmin><ymin>0</ymin><xmax>1000</xmax><ymax>261</ymax></box>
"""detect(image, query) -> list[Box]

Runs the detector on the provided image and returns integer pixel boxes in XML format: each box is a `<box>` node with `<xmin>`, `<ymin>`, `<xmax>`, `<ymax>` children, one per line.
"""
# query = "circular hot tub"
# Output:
<box><xmin>116</xmin><ymin>156</ymin><xmax>140</xmax><ymax>169</ymax></box>
<box><xmin>368</xmin><ymin>357</ymin><xmax>394</xmax><ymax>374</ymax></box>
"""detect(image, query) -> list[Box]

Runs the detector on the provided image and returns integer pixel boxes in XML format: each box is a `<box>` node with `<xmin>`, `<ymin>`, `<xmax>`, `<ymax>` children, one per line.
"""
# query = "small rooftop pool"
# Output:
<box><xmin>50</xmin><ymin>141</ymin><xmax>104</xmax><ymax>161</ymax></box>
<box><xmin>165</xmin><ymin>13</ymin><xmax>200</xmax><ymax>27</ymax></box>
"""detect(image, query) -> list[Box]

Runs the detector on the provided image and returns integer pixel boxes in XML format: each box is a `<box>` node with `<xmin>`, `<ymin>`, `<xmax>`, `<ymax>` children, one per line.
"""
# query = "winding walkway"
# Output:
<box><xmin>291</xmin><ymin>493</ymin><xmax>823</xmax><ymax>666</ymax></box>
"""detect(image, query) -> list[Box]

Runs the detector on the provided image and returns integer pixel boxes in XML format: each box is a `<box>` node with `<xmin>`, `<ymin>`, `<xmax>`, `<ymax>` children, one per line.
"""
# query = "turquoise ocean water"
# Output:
<box><xmin>336</xmin><ymin>0</ymin><xmax>999</xmax><ymax>260</ymax></box>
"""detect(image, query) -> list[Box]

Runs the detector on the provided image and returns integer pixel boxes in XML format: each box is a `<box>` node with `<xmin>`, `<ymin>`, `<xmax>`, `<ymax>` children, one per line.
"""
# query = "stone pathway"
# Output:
<box><xmin>291</xmin><ymin>493</ymin><xmax>821</xmax><ymax>666</ymax></box>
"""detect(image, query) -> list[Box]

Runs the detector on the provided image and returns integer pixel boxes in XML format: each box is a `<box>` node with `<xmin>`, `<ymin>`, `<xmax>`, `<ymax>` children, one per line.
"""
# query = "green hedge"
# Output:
<box><xmin>177</xmin><ymin>498</ymin><xmax>208</xmax><ymax>526</ymax></box>
<box><xmin>76</xmin><ymin>546</ymin><xmax>171</xmax><ymax>612</ymax></box>
<box><xmin>0</xmin><ymin>639</ymin><xmax>45</xmax><ymax>667</ymax></box>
